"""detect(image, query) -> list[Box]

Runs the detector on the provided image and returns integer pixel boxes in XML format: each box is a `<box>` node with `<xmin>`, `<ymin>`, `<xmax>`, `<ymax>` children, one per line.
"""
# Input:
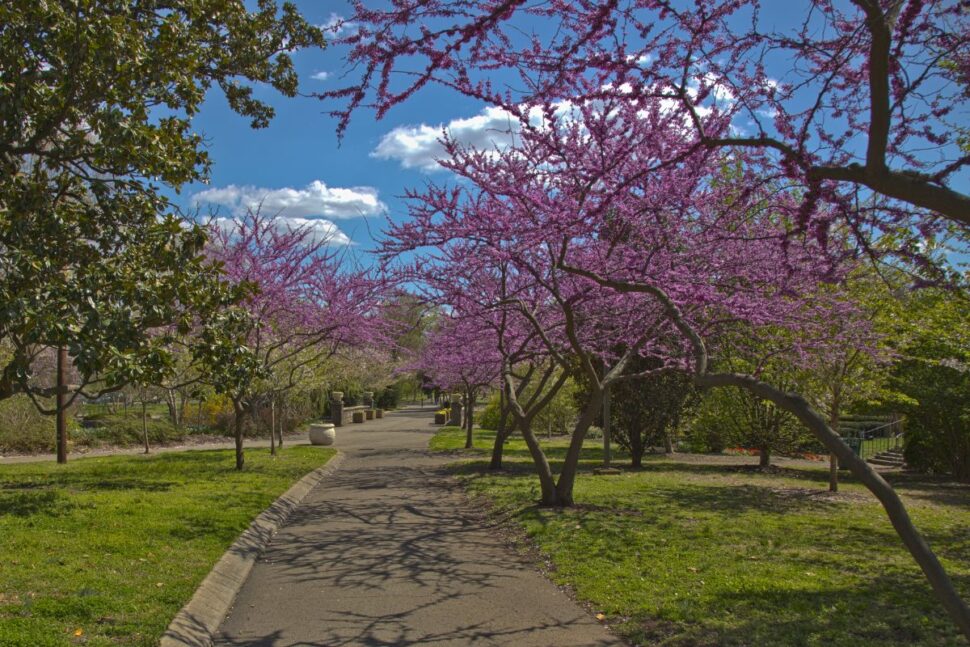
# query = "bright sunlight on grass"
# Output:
<box><xmin>431</xmin><ymin>426</ymin><xmax>970</xmax><ymax>646</ymax></box>
<box><xmin>0</xmin><ymin>446</ymin><xmax>335</xmax><ymax>647</ymax></box>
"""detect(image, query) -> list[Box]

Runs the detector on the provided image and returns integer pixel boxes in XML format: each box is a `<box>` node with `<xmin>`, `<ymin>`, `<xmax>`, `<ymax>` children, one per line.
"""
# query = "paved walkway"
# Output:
<box><xmin>214</xmin><ymin>407</ymin><xmax>625</xmax><ymax>647</ymax></box>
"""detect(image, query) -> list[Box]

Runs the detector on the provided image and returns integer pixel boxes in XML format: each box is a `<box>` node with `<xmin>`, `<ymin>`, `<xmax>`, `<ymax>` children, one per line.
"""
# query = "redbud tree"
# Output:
<box><xmin>207</xmin><ymin>210</ymin><xmax>386</xmax><ymax>469</ymax></box>
<box><xmin>382</xmin><ymin>92</ymin><xmax>970</xmax><ymax>634</ymax></box>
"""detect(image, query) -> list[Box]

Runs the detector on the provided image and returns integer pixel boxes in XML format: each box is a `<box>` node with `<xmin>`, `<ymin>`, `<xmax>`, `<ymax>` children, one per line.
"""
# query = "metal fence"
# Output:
<box><xmin>839</xmin><ymin>415</ymin><xmax>904</xmax><ymax>460</ymax></box>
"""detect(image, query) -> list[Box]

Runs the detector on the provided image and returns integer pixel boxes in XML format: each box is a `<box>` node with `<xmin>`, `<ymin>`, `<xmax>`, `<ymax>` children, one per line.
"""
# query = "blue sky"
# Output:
<box><xmin>180</xmin><ymin>1</ymin><xmax>968</xmax><ymax>269</ymax></box>
<box><xmin>180</xmin><ymin>1</ymin><xmax>499</xmax><ymax>257</ymax></box>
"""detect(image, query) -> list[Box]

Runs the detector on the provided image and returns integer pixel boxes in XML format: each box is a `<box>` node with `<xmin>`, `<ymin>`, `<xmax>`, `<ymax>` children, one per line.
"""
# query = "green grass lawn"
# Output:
<box><xmin>431</xmin><ymin>426</ymin><xmax>970</xmax><ymax>646</ymax></box>
<box><xmin>0</xmin><ymin>446</ymin><xmax>335</xmax><ymax>646</ymax></box>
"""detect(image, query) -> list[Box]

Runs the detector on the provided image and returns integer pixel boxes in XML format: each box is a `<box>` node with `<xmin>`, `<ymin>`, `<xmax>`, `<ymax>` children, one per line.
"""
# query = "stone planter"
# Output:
<box><xmin>434</xmin><ymin>412</ymin><xmax>447</xmax><ymax>425</ymax></box>
<box><xmin>308</xmin><ymin>423</ymin><xmax>336</xmax><ymax>446</ymax></box>
<box><xmin>375</xmin><ymin>409</ymin><xmax>384</xmax><ymax>419</ymax></box>
<box><xmin>365</xmin><ymin>409</ymin><xmax>374</xmax><ymax>420</ymax></box>
<box><xmin>331</xmin><ymin>391</ymin><xmax>343</xmax><ymax>401</ymax></box>
<box><xmin>352</xmin><ymin>411</ymin><xmax>365</xmax><ymax>423</ymax></box>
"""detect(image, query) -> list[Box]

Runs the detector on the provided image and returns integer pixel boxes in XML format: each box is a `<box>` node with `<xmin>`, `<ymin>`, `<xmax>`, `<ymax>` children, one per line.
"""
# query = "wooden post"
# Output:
<box><xmin>56</xmin><ymin>346</ymin><xmax>68</xmax><ymax>464</ymax></box>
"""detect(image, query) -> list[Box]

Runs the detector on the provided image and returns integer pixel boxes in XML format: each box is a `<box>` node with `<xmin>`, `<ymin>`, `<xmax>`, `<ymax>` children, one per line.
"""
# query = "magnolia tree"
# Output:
<box><xmin>207</xmin><ymin>210</ymin><xmax>385</xmax><ymax>469</ymax></box>
<box><xmin>1</xmin><ymin>0</ymin><xmax>325</xmax><ymax>461</ymax></box>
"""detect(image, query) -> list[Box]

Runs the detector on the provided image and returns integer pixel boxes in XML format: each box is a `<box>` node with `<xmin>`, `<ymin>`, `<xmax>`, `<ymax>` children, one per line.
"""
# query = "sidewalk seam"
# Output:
<box><xmin>159</xmin><ymin>450</ymin><xmax>346</xmax><ymax>647</ymax></box>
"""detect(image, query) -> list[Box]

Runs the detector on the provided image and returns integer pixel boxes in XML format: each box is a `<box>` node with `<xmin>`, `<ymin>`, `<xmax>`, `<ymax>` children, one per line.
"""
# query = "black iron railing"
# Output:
<box><xmin>839</xmin><ymin>415</ymin><xmax>904</xmax><ymax>461</ymax></box>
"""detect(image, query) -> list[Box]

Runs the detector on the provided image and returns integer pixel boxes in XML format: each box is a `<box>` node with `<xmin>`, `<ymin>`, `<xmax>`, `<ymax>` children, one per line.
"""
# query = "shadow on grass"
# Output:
<box><xmin>0</xmin><ymin>449</ymin><xmax>250</xmax><ymax>503</ymax></box>
<box><xmin>625</xmin><ymin>571</ymin><xmax>967</xmax><ymax>647</ymax></box>
<box><xmin>0</xmin><ymin>489</ymin><xmax>67</xmax><ymax>516</ymax></box>
<box><xmin>452</xmin><ymin>441</ymin><xmax>970</xmax><ymax>510</ymax></box>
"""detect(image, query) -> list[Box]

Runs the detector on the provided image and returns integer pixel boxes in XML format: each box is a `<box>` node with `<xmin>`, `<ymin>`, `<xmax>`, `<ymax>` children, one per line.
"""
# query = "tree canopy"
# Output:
<box><xmin>0</xmin><ymin>0</ymin><xmax>326</xmax><ymax>405</ymax></box>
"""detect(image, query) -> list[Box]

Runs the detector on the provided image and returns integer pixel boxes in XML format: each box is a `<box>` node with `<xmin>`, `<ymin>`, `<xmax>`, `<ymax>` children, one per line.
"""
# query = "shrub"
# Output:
<box><xmin>683</xmin><ymin>387</ymin><xmax>811</xmax><ymax>462</ymax></box>
<box><xmin>0</xmin><ymin>395</ymin><xmax>57</xmax><ymax>454</ymax></box>
<box><xmin>609</xmin><ymin>369</ymin><xmax>696</xmax><ymax>466</ymax></box>
<box><xmin>896</xmin><ymin>360</ymin><xmax>970</xmax><ymax>480</ymax></box>
<box><xmin>376</xmin><ymin>384</ymin><xmax>400</xmax><ymax>410</ymax></box>
<box><xmin>479</xmin><ymin>392</ymin><xmax>501</xmax><ymax>431</ymax></box>
<box><xmin>72</xmin><ymin>416</ymin><xmax>187</xmax><ymax>447</ymax></box>
<box><xmin>197</xmin><ymin>395</ymin><xmax>233</xmax><ymax>433</ymax></box>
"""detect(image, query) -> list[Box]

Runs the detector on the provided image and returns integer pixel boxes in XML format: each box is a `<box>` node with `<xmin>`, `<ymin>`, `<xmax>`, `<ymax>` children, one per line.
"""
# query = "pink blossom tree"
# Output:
<box><xmin>207</xmin><ymin>210</ymin><xmax>385</xmax><ymax>469</ymax></box>
<box><xmin>327</xmin><ymin>0</ymin><xmax>969</xmax><ymax>266</ymax></box>
<box><xmin>324</xmin><ymin>2</ymin><xmax>969</xmax><ymax>632</ymax></box>
<box><xmin>409</xmin><ymin>314</ymin><xmax>502</xmax><ymax>447</ymax></box>
<box><xmin>381</xmin><ymin>91</ymin><xmax>970</xmax><ymax>634</ymax></box>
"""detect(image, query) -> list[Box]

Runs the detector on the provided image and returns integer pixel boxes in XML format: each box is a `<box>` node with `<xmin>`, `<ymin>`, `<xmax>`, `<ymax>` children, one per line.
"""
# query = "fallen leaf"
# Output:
<box><xmin>73</xmin><ymin>628</ymin><xmax>83</xmax><ymax>637</ymax></box>
<box><xmin>595</xmin><ymin>613</ymin><xmax>606</xmax><ymax>621</ymax></box>
<box><xmin>687</xmin><ymin>567</ymin><xmax>698</xmax><ymax>573</ymax></box>
<box><xmin>155</xmin><ymin>582</ymin><xmax>163</xmax><ymax>588</ymax></box>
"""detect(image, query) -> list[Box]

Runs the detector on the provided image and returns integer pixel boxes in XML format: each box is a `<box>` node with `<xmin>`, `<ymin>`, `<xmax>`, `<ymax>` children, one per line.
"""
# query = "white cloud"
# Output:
<box><xmin>372</xmin><ymin>103</ymin><xmax>582</xmax><ymax>172</ymax></box>
<box><xmin>192</xmin><ymin>180</ymin><xmax>386</xmax><ymax>220</ymax></box>
<box><xmin>372</xmin><ymin>76</ymin><xmax>742</xmax><ymax>173</ymax></box>
<box><xmin>211</xmin><ymin>216</ymin><xmax>352</xmax><ymax>246</ymax></box>
<box><xmin>310</xmin><ymin>71</ymin><xmax>330</xmax><ymax>81</ymax></box>
<box><xmin>321</xmin><ymin>13</ymin><xmax>355</xmax><ymax>36</ymax></box>
<box><xmin>372</xmin><ymin>106</ymin><xmax>525</xmax><ymax>172</ymax></box>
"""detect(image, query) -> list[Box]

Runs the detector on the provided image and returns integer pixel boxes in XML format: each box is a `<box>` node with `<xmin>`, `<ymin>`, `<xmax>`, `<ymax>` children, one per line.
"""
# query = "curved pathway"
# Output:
<box><xmin>214</xmin><ymin>407</ymin><xmax>624</xmax><ymax>647</ymax></box>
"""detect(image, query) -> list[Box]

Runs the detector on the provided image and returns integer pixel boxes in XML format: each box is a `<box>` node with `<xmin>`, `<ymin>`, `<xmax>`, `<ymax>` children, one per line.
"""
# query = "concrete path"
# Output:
<box><xmin>214</xmin><ymin>407</ymin><xmax>625</xmax><ymax>647</ymax></box>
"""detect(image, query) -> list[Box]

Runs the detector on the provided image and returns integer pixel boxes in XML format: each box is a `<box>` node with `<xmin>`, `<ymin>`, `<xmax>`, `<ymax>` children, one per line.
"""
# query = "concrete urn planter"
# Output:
<box><xmin>375</xmin><ymin>409</ymin><xmax>384</xmax><ymax>419</ymax></box>
<box><xmin>365</xmin><ymin>409</ymin><xmax>374</xmax><ymax>420</ymax></box>
<box><xmin>352</xmin><ymin>411</ymin><xmax>365</xmax><ymax>423</ymax></box>
<box><xmin>308</xmin><ymin>423</ymin><xmax>336</xmax><ymax>446</ymax></box>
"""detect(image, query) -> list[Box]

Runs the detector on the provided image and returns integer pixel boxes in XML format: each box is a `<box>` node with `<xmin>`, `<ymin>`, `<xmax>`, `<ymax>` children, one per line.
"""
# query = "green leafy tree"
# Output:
<box><xmin>890</xmin><ymin>288</ymin><xmax>970</xmax><ymax>479</ymax></box>
<box><xmin>609</xmin><ymin>369</ymin><xmax>696</xmax><ymax>468</ymax></box>
<box><xmin>0</xmin><ymin>0</ymin><xmax>325</xmax><ymax>457</ymax></box>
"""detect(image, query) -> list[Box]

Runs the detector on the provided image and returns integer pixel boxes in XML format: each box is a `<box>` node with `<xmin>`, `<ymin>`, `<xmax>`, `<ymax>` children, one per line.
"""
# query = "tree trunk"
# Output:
<box><xmin>490</xmin><ymin>393</ymin><xmax>509</xmax><ymax>470</ymax></box>
<box><xmin>664</xmin><ymin>432</ymin><xmax>674</xmax><ymax>454</ymax></box>
<box><xmin>269</xmin><ymin>397</ymin><xmax>276</xmax><ymax>456</ymax></box>
<box><xmin>56</xmin><ymin>346</ymin><xmax>68</xmax><ymax>464</ymax></box>
<box><xmin>759</xmin><ymin>446</ymin><xmax>770</xmax><ymax>467</ymax></box>
<box><xmin>602</xmin><ymin>383</ymin><xmax>612</xmax><ymax>467</ymax></box>
<box><xmin>233</xmin><ymin>399</ymin><xmax>245</xmax><ymax>471</ymax></box>
<box><xmin>553</xmin><ymin>387</ymin><xmax>604</xmax><ymax>506</ymax></box>
<box><xmin>464</xmin><ymin>389</ymin><xmax>475</xmax><ymax>449</ymax></box>
<box><xmin>142</xmin><ymin>401</ymin><xmax>150</xmax><ymax>454</ymax></box>
<box><xmin>630</xmin><ymin>423</ymin><xmax>645</xmax><ymax>468</ymax></box>
<box><xmin>697</xmin><ymin>372</ymin><xmax>970</xmax><ymax>640</ymax></box>
<box><xmin>829</xmin><ymin>394</ymin><xmax>841</xmax><ymax>492</ymax></box>
<box><xmin>277</xmin><ymin>397</ymin><xmax>284</xmax><ymax>448</ymax></box>
<box><xmin>517</xmin><ymin>416</ymin><xmax>559</xmax><ymax>506</ymax></box>
<box><xmin>165</xmin><ymin>389</ymin><xmax>180</xmax><ymax>430</ymax></box>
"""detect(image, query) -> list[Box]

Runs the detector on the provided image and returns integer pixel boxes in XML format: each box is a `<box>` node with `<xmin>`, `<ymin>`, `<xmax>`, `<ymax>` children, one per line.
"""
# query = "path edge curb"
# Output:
<box><xmin>159</xmin><ymin>449</ymin><xmax>346</xmax><ymax>647</ymax></box>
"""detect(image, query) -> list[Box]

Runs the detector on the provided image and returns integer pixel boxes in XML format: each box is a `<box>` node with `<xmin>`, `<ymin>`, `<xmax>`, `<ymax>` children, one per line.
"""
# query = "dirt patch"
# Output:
<box><xmin>764</xmin><ymin>486</ymin><xmax>871</xmax><ymax>504</ymax></box>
